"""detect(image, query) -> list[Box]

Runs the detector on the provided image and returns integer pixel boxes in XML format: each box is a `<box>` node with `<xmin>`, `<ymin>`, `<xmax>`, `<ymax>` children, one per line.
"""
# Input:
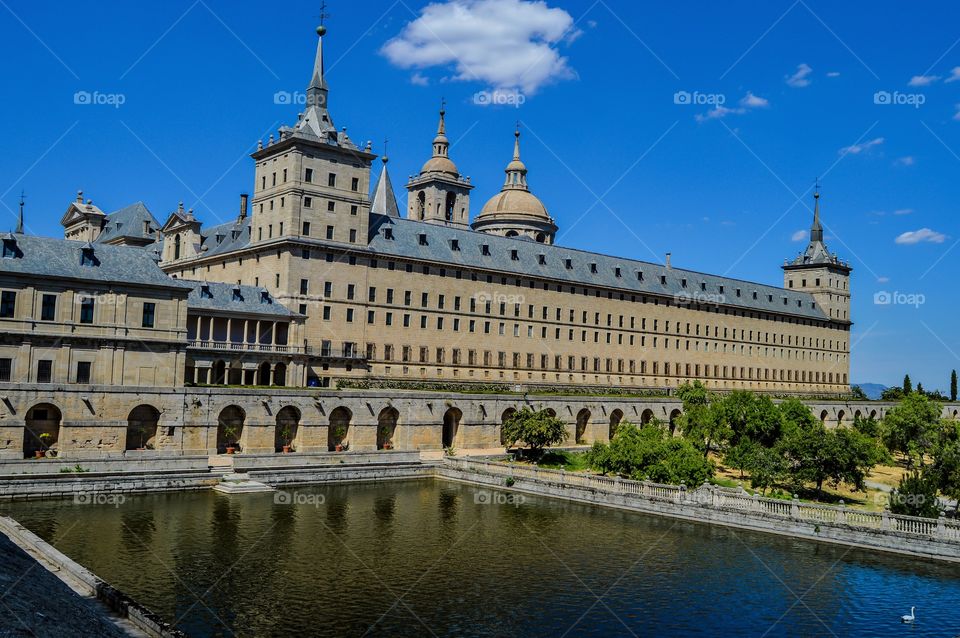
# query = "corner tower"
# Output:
<box><xmin>406</xmin><ymin>104</ymin><xmax>473</xmax><ymax>226</ymax></box>
<box><xmin>782</xmin><ymin>189</ymin><xmax>852</xmax><ymax>322</ymax></box>
<box><xmin>472</xmin><ymin>127</ymin><xmax>557</xmax><ymax>244</ymax></box>
<box><xmin>248</xmin><ymin>23</ymin><xmax>376</xmax><ymax>246</ymax></box>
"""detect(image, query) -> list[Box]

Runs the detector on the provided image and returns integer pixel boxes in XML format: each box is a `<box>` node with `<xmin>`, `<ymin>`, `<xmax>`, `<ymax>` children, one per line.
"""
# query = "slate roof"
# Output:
<box><xmin>182</xmin><ymin>279</ymin><xmax>299</xmax><ymax>317</ymax></box>
<box><xmin>196</xmin><ymin>217</ymin><xmax>251</xmax><ymax>259</ymax></box>
<box><xmin>95</xmin><ymin>202</ymin><xmax>160</xmax><ymax>245</ymax></box>
<box><xmin>0</xmin><ymin>234</ymin><xmax>190</xmax><ymax>290</ymax></box>
<box><xmin>365</xmin><ymin>214</ymin><xmax>831</xmax><ymax>321</ymax></box>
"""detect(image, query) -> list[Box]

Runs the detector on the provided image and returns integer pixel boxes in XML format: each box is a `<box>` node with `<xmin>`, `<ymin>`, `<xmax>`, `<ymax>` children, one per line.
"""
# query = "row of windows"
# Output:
<box><xmin>0</xmin><ymin>291</ymin><xmax>156</xmax><ymax>327</ymax></box>
<box><xmin>259</xmin><ymin>167</ymin><xmax>360</xmax><ymax>192</ymax></box>
<box><xmin>0</xmin><ymin>358</ymin><xmax>91</xmax><ymax>384</ymax></box>
<box><xmin>256</xmin><ymin>198</ymin><xmax>360</xmax><ymax>223</ymax></box>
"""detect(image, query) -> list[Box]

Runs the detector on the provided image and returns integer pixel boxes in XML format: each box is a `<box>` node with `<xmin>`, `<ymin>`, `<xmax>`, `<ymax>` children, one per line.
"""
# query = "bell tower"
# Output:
<box><xmin>406</xmin><ymin>103</ymin><xmax>473</xmax><ymax>226</ymax></box>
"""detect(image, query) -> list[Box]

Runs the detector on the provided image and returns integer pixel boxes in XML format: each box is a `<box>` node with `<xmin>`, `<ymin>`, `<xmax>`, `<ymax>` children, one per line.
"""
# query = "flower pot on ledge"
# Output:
<box><xmin>335</xmin><ymin>444</ymin><xmax>344</xmax><ymax>452</ymax></box>
<box><xmin>282</xmin><ymin>445</ymin><xmax>291</xmax><ymax>454</ymax></box>
<box><xmin>226</xmin><ymin>447</ymin><xmax>237</xmax><ymax>455</ymax></box>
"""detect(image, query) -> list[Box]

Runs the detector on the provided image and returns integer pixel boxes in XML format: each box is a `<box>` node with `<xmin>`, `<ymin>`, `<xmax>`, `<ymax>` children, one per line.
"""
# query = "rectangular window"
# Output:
<box><xmin>0</xmin><ymin>358</ymin><xmax>10</xmax><ymax>382</ymax></box>
<box><xmin>326</xmin><ymin>226</ymin><xmax>334</xmax><ymax>240</ymax></box>
<box><xmin>37</xmin><ymin>359</ymin><xmax>52</xmax><ymax>383</ymax></box>
<box><xmin>79</xmin><ymin>297</ymin><xmax>95</xmax><ymax>324</ymax></box>
<box><xmin>305</xmin><ymin>168</ymin><xmax>313</xmax><ymax>182</ymax></box>
<box><xmin>300</xmin><ymin>279</ymin><xmax>309</xmax><ymax>295</ymax></box>
<box><xmin>351</xmin><ymin>177</ymin><xmax>359</xmax><ymax>191</ymax></box>
<box><xmin>40</xmin><ymin>294</ymin><xmax>56</xmax><ymax>321</ymax></box>
<box><xmin>0</xmin><ymin>291</ymin><xmax>15</xmax><ymax>318</ymax></box>
<box><xmin>328</xmin><ymin>173</ymin><xmax>337</xmax><ymax>187</ymax></box>
<box><xmin>304</xmin><ymin>196</ymin><xmax>313</xmax><ymax>209</ymax></box>
<box><xmin>142</xmin><ymin>302</ymin><xmax>156</xmax><ymax>328</ymax></box>
<box><xmin>76</xmin><ymin>361</ymin><xmax>91</xmax><ymax>384</ymax></box>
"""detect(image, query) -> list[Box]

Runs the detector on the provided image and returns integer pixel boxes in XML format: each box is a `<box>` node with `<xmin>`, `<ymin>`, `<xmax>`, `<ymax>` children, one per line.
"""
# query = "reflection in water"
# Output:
<box><xmin>4</xmin><ymin>480</ymin><xmax>960</xmax><ymax>638</ymax></box>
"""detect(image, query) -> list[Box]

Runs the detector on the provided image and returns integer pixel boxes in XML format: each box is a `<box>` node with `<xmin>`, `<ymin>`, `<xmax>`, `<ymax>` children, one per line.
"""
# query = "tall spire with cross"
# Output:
<box><xmin>811</xmin><ymin>178</ymin><xmax>824</xmax><ymax>243</ymax></box>
<box><xmin>16</xmin><ymin>190</ymin><xmax>25</xmax><ymax>234</ymax></box>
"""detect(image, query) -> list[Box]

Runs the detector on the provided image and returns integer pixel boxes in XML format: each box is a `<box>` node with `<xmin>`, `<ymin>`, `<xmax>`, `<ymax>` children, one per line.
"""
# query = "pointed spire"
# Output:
<box><xmin>307</xmin><ymin>23</ymin><xmax>329</xmax><ymax>109</ymax></box>
<box><xmin>503</xmin><ymin>126</ymin><xmax>528</xmax><ymax>190</ymax></box>
<box><xmin>432</xmin><ymin>99</ymin><xmax>449</xmax><ymax>158</ymax></box>
<box><xmin>371</xmin><ymin>146</ymin><xmax>400</xmax><ymax>218</ymax></box>
<box><xmin>811</xmin><ymin>181</ymin><xmax>824</xmax><ymax>243</ymax></box>
<box><xmin>16</xmin><ymin>190</ymin><xmax>25</xmax><ymax>234</ymax></box>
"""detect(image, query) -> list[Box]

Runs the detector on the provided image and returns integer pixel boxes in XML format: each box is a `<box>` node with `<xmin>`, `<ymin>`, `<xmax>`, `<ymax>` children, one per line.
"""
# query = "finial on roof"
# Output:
<box><xmin>16</xmin><ymin>190</ymin><xmax>25</xmax><ymax>234</ymax></box>
<box><xmin>383</xmin><ymin>137</ymin><xmax>389</xmax><ymax>163</ymax></box>
<box><xmin>76</xmin><ymin>190</ymin><xmax>83</xmax><ymax>203</ymax></box>
<box><xmin>513</xmin><ymin>123</ymin><xmax>522</xmax><ymax>161</ymax></box>
<box><xmin>811</xmin><ymin>180</ymin><xmax>823</xmax><ymax>243</ymax></box>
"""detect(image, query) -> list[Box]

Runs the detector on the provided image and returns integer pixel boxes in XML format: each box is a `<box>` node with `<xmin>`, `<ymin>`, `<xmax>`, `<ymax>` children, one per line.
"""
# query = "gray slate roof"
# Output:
<box><xmin>182</xmin><ymin>279</ymin><xmax>299</xmax><ymax>317</ymax></box>
<box><xmin>95</xmin><ymin>202</ymin><xmax>160</xmax><ymax>245</ymax></box>
<box><xmin>197</xmin><ymin>217</ymin><xmax>252</xmax><ymax>259</ymax></box>
<box><xmin>0</xmin><ymin>234</ymin><xmax>190</xmax><ymax>290</ymax></box>
<box><xmin>366</xmin><ymin>214</ymin><xmax>830</xmax><ymax>321</ymax></box>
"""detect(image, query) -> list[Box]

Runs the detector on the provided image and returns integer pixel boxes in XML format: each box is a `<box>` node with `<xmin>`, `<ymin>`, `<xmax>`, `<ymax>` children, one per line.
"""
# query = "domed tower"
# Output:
<box><xmin>406</xmin><ymin>103</ymin><xmax>473</xmax><ymax>226</ymax></box>
<box><xmin>472</xmin><ymin>127</ymin><xmax>557</xmax><ymax>244</ymax></box>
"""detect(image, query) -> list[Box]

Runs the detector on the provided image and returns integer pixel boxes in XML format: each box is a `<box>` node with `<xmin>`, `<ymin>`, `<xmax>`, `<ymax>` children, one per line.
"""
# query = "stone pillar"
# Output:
<box><xmin>938</xmin><ymin>514</ymin><xmax>946</xmax><ymax>539</ymax></box>
<box><xmin>227</xmin><ymin>318</ymin><xmax>233</xmax><ymax>344</ymax></box>
<box><xmin>881</xmin><ymin>508</ymin><xmax>891</xmax><ymax>530</ymax></box>
<box><xmin>243</xmin><ymin>319</ymin><xmax>249</xmax><ymax>346</ymax></box>
<box><xmin>791</xmin><ymin>495</ymin><xmax>800</xmax><ymax>518</ymax></box>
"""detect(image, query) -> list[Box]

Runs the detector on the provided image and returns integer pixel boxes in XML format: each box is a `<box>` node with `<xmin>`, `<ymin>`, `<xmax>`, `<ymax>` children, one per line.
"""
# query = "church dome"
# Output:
<box><xmin>479</xmin><ymin>189</ymin><xmax>549</xmax><ymax>220</ymax></box>
<box><xmin>420</xmin><ymin>155</ymin><xmax>459</xmax><ymax>175</ymax></box>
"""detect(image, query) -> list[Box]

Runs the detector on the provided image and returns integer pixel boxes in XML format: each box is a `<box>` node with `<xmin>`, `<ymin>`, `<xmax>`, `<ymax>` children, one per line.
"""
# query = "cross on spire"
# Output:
<box><xmin>319</xmin><ymin>1</ymin><xmax>330</xmax><ymax>26</ymax></box>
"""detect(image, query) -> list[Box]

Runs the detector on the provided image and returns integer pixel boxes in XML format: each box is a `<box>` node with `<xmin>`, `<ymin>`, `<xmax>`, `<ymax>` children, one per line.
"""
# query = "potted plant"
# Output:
<box><xmin>36</xmin><ymin>433</ymin><xmax>54</xmax><ymax>458</ymax></box>
<box><xmin>379</xmin><ymin>425</ymin><xmax>393</xmax><ymax>450</ymax></box>
<box><xmin>279</xmin><ymin>425</ymin><xmax>293</xmax><ymax>454</ymax></box>
<box><xmin>332</xmin><ymin>425</ymin><xmax>346</xmax><ymax>452</ymax></box>
<box><xmin>221</xmin><ymin>424</ymin><xmax>240</xmax><ymax>455</ymax></box>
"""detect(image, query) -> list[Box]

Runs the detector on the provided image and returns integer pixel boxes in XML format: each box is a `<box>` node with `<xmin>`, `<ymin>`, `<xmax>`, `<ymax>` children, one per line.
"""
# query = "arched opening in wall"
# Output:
<box><xmin>820</xmin><ymin>410</ymin><xmax>829</xmax><ymax>424</ymax></box>
<box><xmin>505</xmin><ymin>230</ymin><xmax>519</xmax><ymax>238</ymax></box>
<box><xmin>377</xmin><ymin>407</ymin><xmax>399</xmax><ymax>450</ymax></box>
<box><xmin>576</xmin><ymin>409</ymin><xmax>591</xmax><ymax>443</ymax></box>
<box><xmin>174</xmin><ymin>233</ymin><xmax>181</xmax><ymax>259</ymax></box>
<box><xmin>24</xmin><ymin>403</ymin><xmax>61</xmax><ymax>458</ymax></box>
<box><xmin>854</xmin><ymin>410</ymin><xmax>863</xmax><ymax>422</ymax></box>
<box><xmin>668</xmin><ymin>409</ymin><xmax>682</xmax><ymax>435</ymax></box>
<box><xmin>257</xmin><ymin>362</ymin><xmax>271</xmax><ymax>386</ymax></box>
<box><xmin>535</xmin><ymin>232</ymin><xmax>546</xmax><ymax>243</ymax></box>
<box><xmin>609</xmin><ymin>409</ymin><xmax>624</xmax><ymax>441</ymax></box>
<box><xmin>217</xmin><ymin>406</ymin><xmax>245</xmax><ymax>453</ymax></box>
<box><xmin>329</xmin><ymin>407</ymin><xmax>351</xmax><ymax>451</ymax></box>
<box><xmin>126</xmin><ymin>405</ymin><xmax>160</xmax><ymax>451</ymax></box>
<box><xmin>227</xmin><ymin>361</ymin><xmax>243</xmax><ymax>385</ymax></box>
<box><xmin>275</xmin><ymin>406</ymin><xmax>300</xmax><ymax>453</ymax></box>
<box><xmin>272</xmin><ymin>363</ymin><xmax>286</xmax><ymax>387</ymax></box>
<box><xmin>543</xmin><ymin>408</ymin><xmax>557</xmax><ymax>418</ymax></box>
<box><xmin>212</xmin><ymin>360</ymin><xmax>226</xmax><ymax>385</ymax></box>
<box><xmin>869</xmin><ymin>409</ymin><xmax>878</xmax><ymax>420</ymax></box>
<box><xmin>836</xmin><ymin>410</ymin><xmax>846</xmax><ymax>426</ymax></box>
<box><xmin>442</xmin><ymin>407</ymin><xmax>462</xmax><ymax>449</ymax></box>
<box><xmin>500</xmin><ymin>408</ymin><xmax>516</xmax><ymax>446</ymax></box>
<box><xmin>640</xmin><ymin>408</ymin><xmax>655</xmax><ymax>425</ymax></box>
<box><xmin>417</xmin><ymin>192</ymin><xmax>426</xmax><ymax>220</ymax></box>
<box><xmin>953</xmin><ymin>409</ymin><xmax>958</xmax><ymax>420</ymax></box>
<box><xmin>444</xmin><ymin>192</ymin><xmax>456</xmax><ymax>221</ymax></box>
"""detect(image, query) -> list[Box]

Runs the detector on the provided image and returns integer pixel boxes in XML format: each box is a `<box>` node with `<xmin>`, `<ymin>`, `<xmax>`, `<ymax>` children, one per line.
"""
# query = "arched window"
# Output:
<box><xmin>444</xmin><ymin>192</ymin><xmax>456</xmax><ymax>221</ymax></box>
<box><xmin>173</xmin><ymin>234</ymin><xmax>181</xmax><ymax>259</ymax></box>
<box><xmin>416</xmin><ymin>192</ymin><xmax>426</xmax><ymax>220</ymax></box>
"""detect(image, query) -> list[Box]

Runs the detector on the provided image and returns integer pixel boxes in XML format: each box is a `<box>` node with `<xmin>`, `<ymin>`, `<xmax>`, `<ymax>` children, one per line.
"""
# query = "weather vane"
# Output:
<box><xmin>319</xmin><ymin>1</ymin><xmax>330</xmax><ymax>26</ymax></box>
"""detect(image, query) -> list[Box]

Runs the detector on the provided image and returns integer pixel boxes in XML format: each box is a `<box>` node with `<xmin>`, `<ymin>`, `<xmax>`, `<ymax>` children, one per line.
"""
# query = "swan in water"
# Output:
<box><xmin>901</xmin><ymin>607</ymin><xmax>915</xmax><ymax>623</ymax></box>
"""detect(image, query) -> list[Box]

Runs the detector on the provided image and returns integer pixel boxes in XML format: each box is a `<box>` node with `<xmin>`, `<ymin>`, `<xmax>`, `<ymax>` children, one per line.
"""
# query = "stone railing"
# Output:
<box><xmin>188</xmin><ymin>340</ymin><xmax>301</xmax><ymax>354</ymax></box>
<box><xmin>443</xmin><ymin>457</ymin><xmax>960</xmax><ymax>543</ymax></box>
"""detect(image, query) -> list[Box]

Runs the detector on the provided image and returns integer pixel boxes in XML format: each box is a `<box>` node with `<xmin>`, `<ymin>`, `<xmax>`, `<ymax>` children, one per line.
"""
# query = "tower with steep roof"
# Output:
<box><xmin>406</xmin><ymin>103</ymin><xmax>473</xmax><ymax>226</ymax></box>
<box><xmin>472</xmin><ymin>127</ymin><xmax>558</xmax><ymax>244</ymax></box>
<box><xmin>782</xmin><ymin>188</ymin><xmax>852</xmax><ymax>322</ymax></box>
<box><xmin>248</xmin><ymin>23</ymin><xmax>376</xmax><ymax>247</ymax></box>
<box><xmin>370</xmin><ymin>149</ymin><xmax>400</xmax><ymax>218</ymax></box>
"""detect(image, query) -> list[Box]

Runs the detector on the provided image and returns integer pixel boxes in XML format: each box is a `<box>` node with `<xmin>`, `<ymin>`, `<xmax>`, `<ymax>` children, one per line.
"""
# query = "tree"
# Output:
<box><xmin>882</xmin><ymin>393</ymin><xmax>942</xmax><ymax>468</ymax></box>
<box><xmin>778</xmin><ymin>422</ymin><xmax>878</xmax><ymax>496</ymax></box>
<box><xmin>951</xmin><ymin>370</ymin><xmax>957</xmax><ymax>402</ymax></box>
<box><xmin>713</xmin><ymin>391</ymin><xmax>783</xmax><ymax>448</ymax></box>
<box><xmin>501</xmin><ymin>408</ymin><xmax>567</xmax><ymax>458</ymax></box>
<box><xmin>903</xmin><ymin>374</ymin><xmax>913</xmax><ymax>395</ymax></box>
<box><xmin>917</xmin><ymin>382</ymin><xmax>925</xmax><ymax>395</ymax></box>
<box><xmin>676</xmin><ymin>382</ymin><xmax>730</xmax><ymax>459</ymax></box>
<box><xmin>850</xmin><ymin>385</ymin><xmax>868</xmax><ymax>401</ymax></box>
<box><xmin>586</xmin><ymin>422</ymin><xmax>713</xmax><ymax>486</ymax></box>
<box><xmin>890</xmin><ymin>470</ymin><xmax>941</xmax><ymax>519</ymax></box>
<box><xmin>931</xmin><ymin>420</ymin><xmax>960</xmax><ymax>514</ymax></box>
<box><xmin>881</xmin><ymin>386</ymin><xmax>905</xmax><ymax>402</ymax></box>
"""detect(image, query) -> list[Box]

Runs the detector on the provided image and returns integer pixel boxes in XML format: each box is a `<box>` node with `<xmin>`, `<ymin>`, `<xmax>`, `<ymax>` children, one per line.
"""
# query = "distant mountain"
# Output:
<box><xmin>853</xmin><ymin>383</ymin><xmax>888</xmax><ymax>400</ymax></box>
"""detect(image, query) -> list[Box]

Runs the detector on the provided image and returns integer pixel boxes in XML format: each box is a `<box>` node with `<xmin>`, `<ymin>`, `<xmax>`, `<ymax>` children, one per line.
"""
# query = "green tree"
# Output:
<box><xmin>850</xmin><ymin>385</ymin><xmax>868</xmax><ymax>401</ymax></box>
<box><xmin>931</xmin><ymin>420</ymin><xmax>960</xmax><ymax>514</ymax></box>
<box><xmin>713</xmin><ymin>391</ymin><xmax>783</xmax><ymax>448</ymax></box>
<box><xmin>951</xmin><ymin>370</ymin><xmax>957</xmax><ymax>402</ymax></box>
<box><xmin>903</xmin><ymin>374</ymin><xmax>913</xmax><ymax>394</ymax></box>
<box><xmin>676</xmin><ymin>382</ymin><xmax>730</xmax><ymax>459</ymax></box>
<box><xmin>744</xmin><ymin>445</ymin><xmax>788</xmax><ymax>495</ymax></box>
<box><xmin>880</xmin><ymin>386</ymin><xmax>905</xmax><ymax>402</ymax></box>
<box><xmin>890</xmin><ymin>470</ymin><xmax>941</xmax><ymax>519</ymax></box>
<box><xmin>778</xmin><ymin>422</ymin><xmax>877</xmax><ymax>496</ymax></box>
<box><xmin>501</xmin><ymin>408</ymin><xmax>568</xmax><ymax>459</ymax></box>
<box><xmin>587</xmin><ymin>422</ymin><xmax>713</xmax><ymax>486</ymax></box>
<box><xmin>881</xmin><ymin>393</ymin><xmax>942</xmax><ymax>468</ymax></box>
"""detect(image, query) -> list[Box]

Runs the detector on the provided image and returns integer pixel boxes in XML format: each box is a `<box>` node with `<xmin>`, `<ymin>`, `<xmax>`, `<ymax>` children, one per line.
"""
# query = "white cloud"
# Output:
<box><xmin>893</xmin><ymin>208</ymin><xmax>914</xmax><ymax>215</ymax></box>
<box><xmin>895</xmin><ymin>228</ymin><xmax>947</xmax><ymax>245</ymax></box>
<box><xmin>826</xmin><ymin>71</ymin><xmax>841</xmax><ymax>78</ymax></box>
<box><xmin>381</xmin><ymin>0</ymin><xmax>579</xmax><ymax>96</ymax></box>
<box><xmin>894</xmin><ymin>156</ymin><xmax>915</xmax><ymax>166</ymax></box>
<box><xmin>908</xmin><ymin>74</ymin><xmax>940</xmax><ymax>86</ymax></box>
<box><xmin>410</xmin><ymin>72</ymin><xmax>430</xmax><ymax>86</ymax></box>
<box><xmin>786</xmin><ymin>63</ymin><xmax>813</xmax><ymax>87</ymax></box>
<box><xmin>740</xmin><ymin>92</ymin><xmax>769</xmax><ymax>108</ymax></box>
<box><xmin>839</xmin><ymin>137</ymin><xmax>884</xmax><ymax>155</ymax></box>
<box><xmin>946</xmin><ymin>67</ymin><xmax>960</xmax><ymax>83</ymax></box>
<box><xmin>791</xmin><ymin>229</ymin><xmax>807</xmax><ymax>242</ymax></box>
<box><xmin>695</xmin><ymin>92</ymin><xmax>767</xmax><ymax>122</ymax></box>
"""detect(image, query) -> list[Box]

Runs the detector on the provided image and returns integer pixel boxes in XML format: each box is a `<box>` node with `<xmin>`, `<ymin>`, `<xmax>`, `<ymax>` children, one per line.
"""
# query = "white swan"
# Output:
<box><xmin>901</xmin><ymin>607</ymin><xmax>915</xmax><ymax>623</ymax></box>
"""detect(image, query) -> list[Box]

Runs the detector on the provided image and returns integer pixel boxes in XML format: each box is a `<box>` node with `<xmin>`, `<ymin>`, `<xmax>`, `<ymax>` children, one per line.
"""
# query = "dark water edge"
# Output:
<box><xmin>3</xmin><ymin>479</ymin><xmax>960</xmax><ymax>638</ymax></box>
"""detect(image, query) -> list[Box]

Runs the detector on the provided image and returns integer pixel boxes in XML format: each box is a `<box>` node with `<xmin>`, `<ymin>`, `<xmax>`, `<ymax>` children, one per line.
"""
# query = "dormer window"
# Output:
<box><xmin>384</xmin><ymin>227</ymin><xmax>394</xmax><ymax>240</ymax></box>
<box><xmin>481</xmin><ymin>244</ymin><xmax>491</xmax><ymax>256</ymax></box>
<box><xmin>564</xmin><ymin>258</ymin><xmax>573</xmax><ymax>270</ymax></box>
<box><xmin>701</xmin><ymin>282</ymin><xmax>706</xmax><ymax>291</ymax></box>
<box><xmin>752</xmin><ymin>291</ymin><xmax>758</xmax><ymax>300</ymax></box>
<box><xmin>660</xmin><ymin>275</ymin><xmax>667</xmax><ymax>285</ymax></box>
<box><xmin>450</xmin><ymin>238</ymin><xmax>460</xmax><ymax>251</ymax></box>
<box><xmin>1</xmin><ymin>237</ymin><xmax>18</xmax><ymax>259</ymax></box>
<box><xmin>615</xmin><ymin>267</ymin><xmax>622</xmax><ymax>278</ymax></box>
<box><xmin>200</xmin><ymin>285</ymin><xmax>213</xmax><ymax>299</ymax></box>
<box><xmin>538</xmin><ymin>254</ymin><xmax>546</xmax><ymax>265</ymax></box>
<box><xmin>589</xmin><ymin>263</ymin><xmax>598</xmax><ymax>274</ymax></box>
<box><xmin>511</xmin><ymin>249</ymin><xmax>519</xmax><ymax>261</ymax></box>
<box><xmin>736</xmin><ymin>288</ymin><xmax>741</xmax><ymax>297</ymax></box>
<box><xmin>418</xmin><ymin>233</ymin><xmax>428</xmax><ymax>246</ymax></box>
<box><xmin>80</xmin><ymin>245</ymin><xmax>98</xmax><ymax>267</ymax></box>
<box><xmin>260</xmin><ymin>291</ymin><xmax>272</xmax><ymax>304</ymax></box>
<box><xmin>718</xmin><ymin>285</ymin><xmax>724</xmax><ymax>294</ymax></box>
<box><xmin>681</xmin><ymin>278</ymin><xmax>687</xmax><ymax>288</ymax></box>
<box><xmin>231</xmin><ymin>287</ymin><xmax>243</xmax><ymax>302</ymax></box>
<box><xmin>215</xmin><ymin>234</ymin><xmax>224</xmax><ymax>244</ymax></box>
<box><xmin>768</xmin><ymin>294</ymin><xmax>773</xmax><ymax>302</ymax></box>
<box><xmin>637</xmin><ymin>271</ymin><xmax>644</xmax><ymax>281</ymax></box>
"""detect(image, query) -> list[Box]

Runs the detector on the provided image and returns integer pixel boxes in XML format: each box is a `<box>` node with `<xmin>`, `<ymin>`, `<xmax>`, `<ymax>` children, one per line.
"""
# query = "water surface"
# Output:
<box><xmin>4</xmin><ymin>480</ymin><xmax>959</xmax><ymax>637</ymax></box>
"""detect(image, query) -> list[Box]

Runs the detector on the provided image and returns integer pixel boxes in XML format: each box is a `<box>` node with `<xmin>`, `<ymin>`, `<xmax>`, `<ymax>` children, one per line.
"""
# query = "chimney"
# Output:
<box><xmin>239</xmin><ymin>193</ymin><xmax>249</xmax><ymax>220</ymax></box>
<box><xmin>665</xmin><ymin>252</ymin><xmax>672</xmax><ymax>269</ymax></box>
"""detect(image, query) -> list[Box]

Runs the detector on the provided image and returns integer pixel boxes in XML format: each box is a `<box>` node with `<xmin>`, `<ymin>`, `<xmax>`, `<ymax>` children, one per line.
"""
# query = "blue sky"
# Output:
<box><xmin>1</xmin><ymin>0</ymin><xmax>958</xmax><ymax>391</ymax></box>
